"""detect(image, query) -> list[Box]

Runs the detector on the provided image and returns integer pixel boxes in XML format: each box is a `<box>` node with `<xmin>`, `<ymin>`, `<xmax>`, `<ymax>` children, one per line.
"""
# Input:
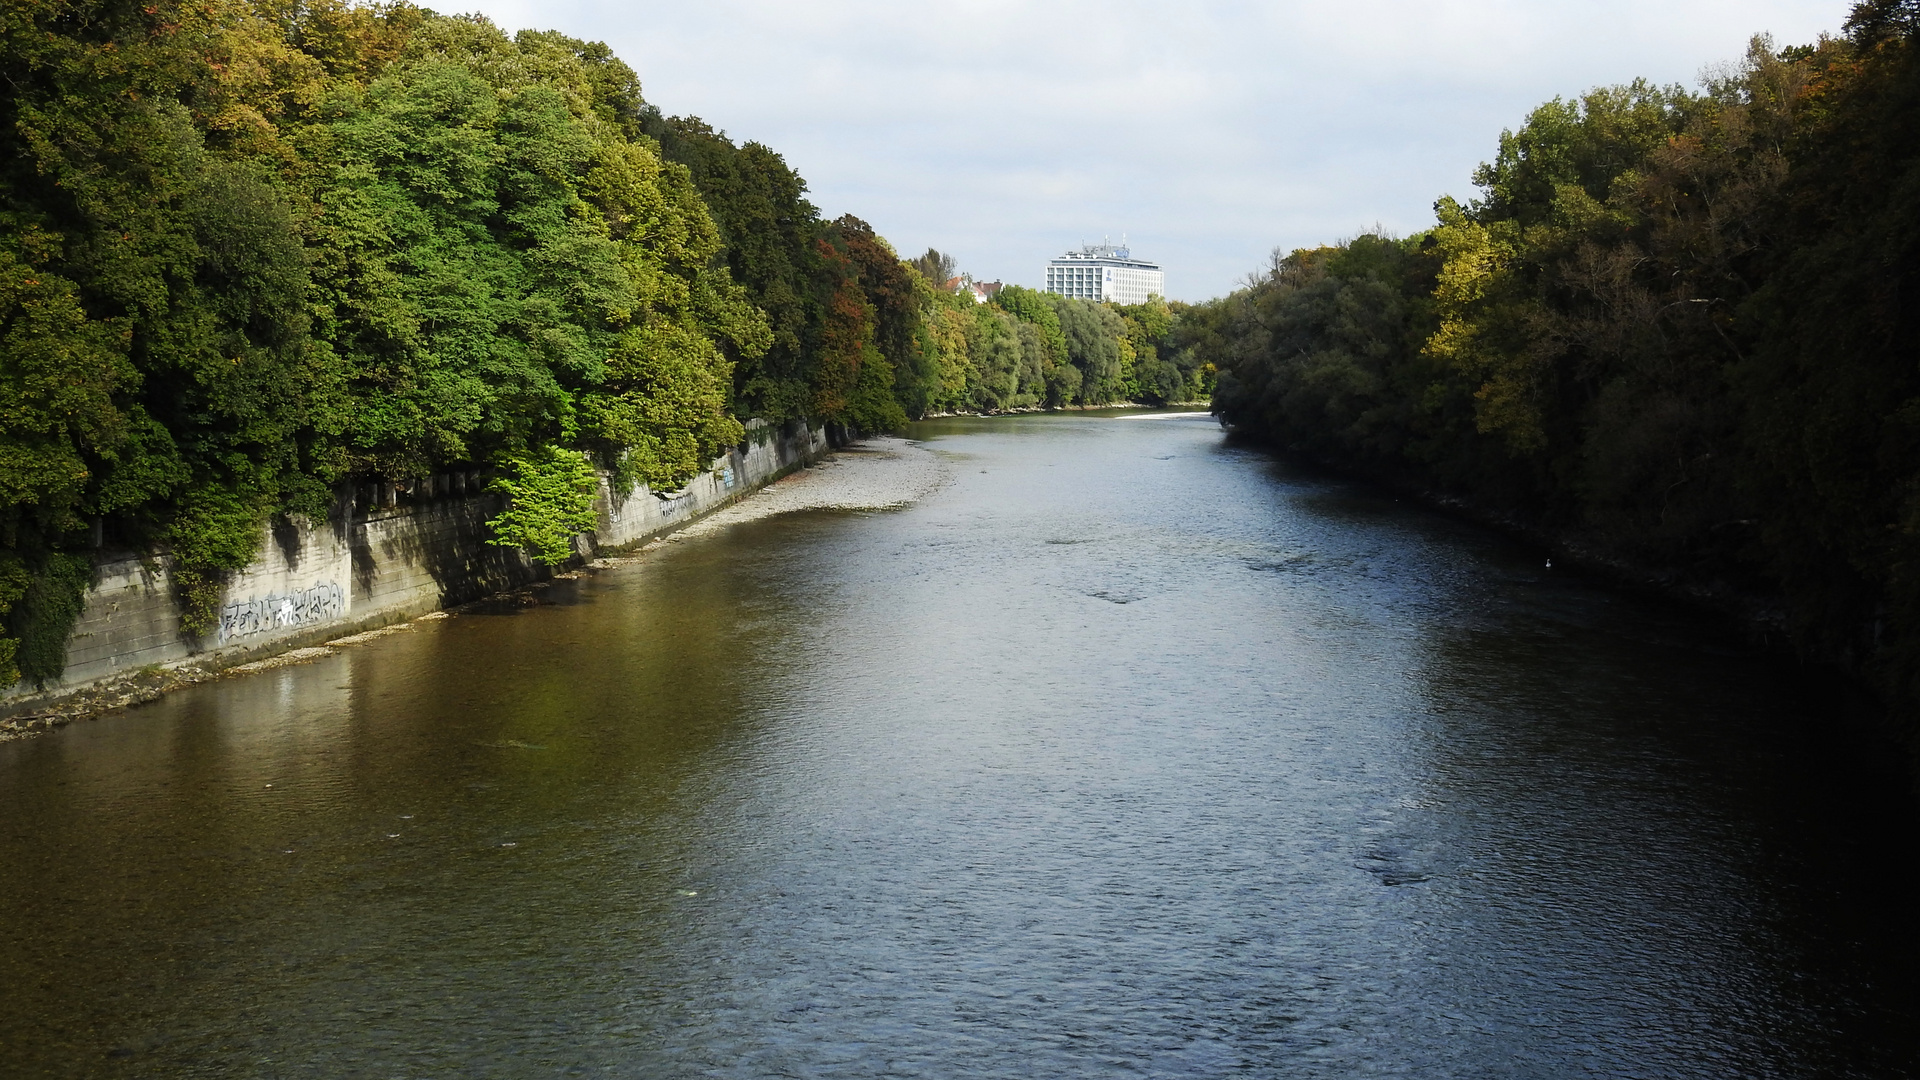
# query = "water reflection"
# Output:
<box><xmin>0</xmin><ymin>412</ymin><xmax>1915</xmax><ymax>1078</ymax></box>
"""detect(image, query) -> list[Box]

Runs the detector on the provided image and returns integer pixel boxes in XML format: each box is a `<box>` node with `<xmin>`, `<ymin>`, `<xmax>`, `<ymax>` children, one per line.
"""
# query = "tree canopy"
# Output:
<box><xmin>0</xmin><ymin>0</ymin><xmax>1190</xmax><ymax>687</ymax></box>
<box><xmin>1209</xmin><ymin>10</ymin><xmax>1920</xmax><ymax>747</ymax></box>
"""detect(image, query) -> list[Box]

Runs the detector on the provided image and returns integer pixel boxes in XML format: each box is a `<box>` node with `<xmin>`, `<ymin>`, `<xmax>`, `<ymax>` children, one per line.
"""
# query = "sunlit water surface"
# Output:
<box><xmin>3</xmin><ymin>413</ymin><xmax>1917</xmax><ymax>1078</ymax></box>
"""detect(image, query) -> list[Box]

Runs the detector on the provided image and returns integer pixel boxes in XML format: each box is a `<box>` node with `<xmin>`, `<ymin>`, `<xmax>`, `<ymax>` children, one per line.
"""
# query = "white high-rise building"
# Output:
<box><xmin>1043</xmin><ymin>241</ymin><xmax>1163</xmax><ymax>305</ymax></box>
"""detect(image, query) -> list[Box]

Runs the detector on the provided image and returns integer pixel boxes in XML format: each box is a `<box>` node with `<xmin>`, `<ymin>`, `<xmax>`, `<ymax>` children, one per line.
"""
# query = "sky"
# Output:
<box><xmin>458</xmin><ymin>0</ymin><xmax>1852</xmax><ymax>301</ymax></box>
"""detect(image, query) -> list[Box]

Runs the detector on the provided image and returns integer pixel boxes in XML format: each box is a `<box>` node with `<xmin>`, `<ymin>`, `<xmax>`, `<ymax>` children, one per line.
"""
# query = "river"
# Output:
<box><xmin>3</xmin><ymin>412</ymin><xmax>1917</xmax><ymax>1078</ymax></box>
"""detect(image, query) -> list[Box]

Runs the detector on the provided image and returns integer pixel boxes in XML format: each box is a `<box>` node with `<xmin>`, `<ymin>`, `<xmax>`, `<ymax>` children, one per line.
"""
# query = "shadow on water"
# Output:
<box><xmin>1248</xmin><ymin>441</ymin><xmax>1920</xmax><ymax>1073</ymax></box>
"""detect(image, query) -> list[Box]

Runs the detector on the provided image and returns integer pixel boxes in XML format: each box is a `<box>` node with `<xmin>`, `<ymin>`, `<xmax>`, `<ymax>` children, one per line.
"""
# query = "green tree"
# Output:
<box><xmin>1048</xmin><ymin>295</ymin><xmax>1127</xmax><ymax>404</ymax></box>
<box><xmin>487</xmin><ymin>446</ymin><xmax>600</xmax><ymax>566</ymax></box>
<box><xmin>909</xmin><ymin>248</ymin><xmax>956</xmax><ymax>287</ymax></box>
<box><xmin>641</xmin><ymin>113</ymin><xmax>824</xmax><ymax>423</ymax></box>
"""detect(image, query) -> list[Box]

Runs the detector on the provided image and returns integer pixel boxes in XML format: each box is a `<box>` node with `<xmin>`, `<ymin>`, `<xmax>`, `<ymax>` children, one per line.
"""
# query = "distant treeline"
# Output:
<box><xmin>1206</xmin><ymin>3</ymin><xmax>1920</xmax><ymax>740</ymax></box>
<box><xmin>630</xmin><ymin>114</ymin><xmax>1214</xmax><ymax>421</ymax></box>
<box><xmin>892</xmin><ymin>254</ymin><xmax>1211</xmax><ymax>414</ymax></box>
<box><xmin>0</xmin><ymin>0</ymin><xmax>1204</xmax><ymax>687</ymax></box>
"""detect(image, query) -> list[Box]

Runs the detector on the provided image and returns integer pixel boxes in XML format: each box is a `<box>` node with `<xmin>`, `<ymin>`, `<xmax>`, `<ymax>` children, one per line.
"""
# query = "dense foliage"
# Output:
<box><xmin>0</xmin><ymin>0</ymin><xmax>788</xmax><ymax>679</ymax></box>
<box><xmin>636</xmin><ymin>112</ymin><xmax>1198</xmax><ymax>419</ymax></box>
<box><xmin>0</xmin><ymin>0</ymin><xmax>1181</xmax><ymax>687</ymax></box>
<box><xmin>1209</xmin><ymin>2</ymin><xmax>1920</xmax><ymax>740</ymax></box>
<box><xmin>905</xmin><ymin>273</ymin><xmax>1201</xmax><ymax>414</ymax></box>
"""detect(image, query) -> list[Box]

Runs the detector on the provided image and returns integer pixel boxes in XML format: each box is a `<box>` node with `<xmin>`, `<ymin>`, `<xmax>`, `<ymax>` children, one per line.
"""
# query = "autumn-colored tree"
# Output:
<box><xmin>1211</xmin><ymin>11</ymin><xmax>1920</xmax><ymax>753</ymax></box>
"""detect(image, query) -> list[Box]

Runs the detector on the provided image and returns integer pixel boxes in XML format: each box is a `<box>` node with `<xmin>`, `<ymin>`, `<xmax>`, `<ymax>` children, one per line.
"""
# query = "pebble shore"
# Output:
<box><xmin>662</xmin><ymin>436</ymin><xmax>949</xmax><ymax>541</ymax></box>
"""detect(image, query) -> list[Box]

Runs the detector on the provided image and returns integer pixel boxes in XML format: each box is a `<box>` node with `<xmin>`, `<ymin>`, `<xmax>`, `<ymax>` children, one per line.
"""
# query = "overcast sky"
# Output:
<box><xmin>460</xmin><ymin>0</ymin><xmax>1850</xmax><ymax>300</ymax></box>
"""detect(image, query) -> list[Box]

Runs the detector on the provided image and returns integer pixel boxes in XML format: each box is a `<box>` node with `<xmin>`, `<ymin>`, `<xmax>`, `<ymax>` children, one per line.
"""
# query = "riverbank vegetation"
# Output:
<box><xmin>1206</xmin><ymin>1</ymin><xmax>1920</xmax><ymax>745</ymax></box>
<box><xmin>909</xmin><ymin>281</ymin><xmax>1202</xmax><ymax>414</ymax></box>
<box><xmin>0</xmin><ymin>0</ymin><xmax>1190</xmax><ymax>687</ymax></box>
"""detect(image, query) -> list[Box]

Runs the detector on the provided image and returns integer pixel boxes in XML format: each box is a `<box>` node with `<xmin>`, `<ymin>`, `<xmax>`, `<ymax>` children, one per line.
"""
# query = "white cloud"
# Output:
<box><xmin>460</xmin><ymin>0</ymin><xmax>1850</xmax><ymax>299</ymax></box>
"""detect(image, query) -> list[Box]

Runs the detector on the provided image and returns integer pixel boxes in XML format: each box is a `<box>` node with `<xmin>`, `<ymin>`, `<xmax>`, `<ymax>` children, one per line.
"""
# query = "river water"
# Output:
<box><xmin>3</xmin><ymin>412</ymin><xmax>1917</xmax><ymax>1078</ymax></box>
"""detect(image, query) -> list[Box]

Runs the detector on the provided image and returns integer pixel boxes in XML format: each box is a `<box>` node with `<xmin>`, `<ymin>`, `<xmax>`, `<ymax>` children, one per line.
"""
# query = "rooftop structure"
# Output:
<box><xmin>945</xmin><ymin>276</ymin><xmax>1005</xmax><ymax>304</ymax></box>
<box><xmin>1043</xmin><ymin>241</ymin><xmax>1163</xmax><ymax>305</ymax></box>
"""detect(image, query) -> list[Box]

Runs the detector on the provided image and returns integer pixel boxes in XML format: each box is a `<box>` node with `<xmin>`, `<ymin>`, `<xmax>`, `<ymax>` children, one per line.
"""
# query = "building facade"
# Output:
<box><xmin>1043</xmin><ymin>242</ymin><xmax>1164</xmax><ymax>305</ymax></box>
<box><xmin>945</xmin><ymin>276</ymin><xmax>1005</xmax><ymax>304</ymax></box>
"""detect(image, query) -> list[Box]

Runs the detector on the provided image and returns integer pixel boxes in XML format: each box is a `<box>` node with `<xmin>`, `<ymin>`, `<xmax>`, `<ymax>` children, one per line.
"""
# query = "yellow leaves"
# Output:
<box><xmin>583</xmin><ymin>318</ymin><xmax>742</xmax><ymax>490</ymax></box>
<box><xmin>1423</xmin><ymin>202</ymin><xmax>1504</xmax><ymax>381</ymax></box>
<box><xmin>163</xmin><ymin>0</ymin><xmax>329</xmax><ymax>162</ymax></box>
<box><xmin>1428</xmin><ymin>197</ymin><xmax>1511</xmax><ymax>310</ymax></box>
<box><xmin>580</xmin><ymin>134</ymin><xmax>766</xmax><ymax>367</ymax></box>
<box><xmin>1422</xmin><ymin>314</ymin><xmax>1481</xmax><ymax>367</ymax></box>
<box><xmin>1423</xmin><ymin>195</ymin><xmax>1551</xmax><ymax>455</ymax></box>
<box><xmin>921</xmin><ymin>301</ymin><xmax>972</xmax><ymax>400</ymax></box>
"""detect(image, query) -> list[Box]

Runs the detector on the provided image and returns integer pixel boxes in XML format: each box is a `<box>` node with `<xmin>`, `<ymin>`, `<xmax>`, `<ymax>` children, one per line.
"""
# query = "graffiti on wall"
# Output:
<box><xmin>218</xmin><ymin>581</ymin><xmax>346</xmax><ymax>644</ymax></box>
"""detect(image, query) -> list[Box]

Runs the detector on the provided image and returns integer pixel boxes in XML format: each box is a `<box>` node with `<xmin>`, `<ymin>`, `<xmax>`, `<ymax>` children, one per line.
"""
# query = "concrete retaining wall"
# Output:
<box><xmin>7</xmin><ymin>419</ymin><xmax>827</xmax><ymax>703</ymax></box>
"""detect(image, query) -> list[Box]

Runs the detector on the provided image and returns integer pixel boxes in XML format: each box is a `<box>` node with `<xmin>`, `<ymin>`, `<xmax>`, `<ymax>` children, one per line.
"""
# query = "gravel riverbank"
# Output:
<box><xmin>659</xmin><ymin>435</ymin><xmax>949</xmax><ymax>542</ymax></box>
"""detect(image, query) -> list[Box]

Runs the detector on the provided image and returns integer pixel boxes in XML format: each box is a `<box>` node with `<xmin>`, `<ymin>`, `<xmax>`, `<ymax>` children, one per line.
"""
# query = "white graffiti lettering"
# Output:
<box><xmin>217</xmin><ymin>581</ymin><xmax>346</xmax><ymax>644</ymax></box>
